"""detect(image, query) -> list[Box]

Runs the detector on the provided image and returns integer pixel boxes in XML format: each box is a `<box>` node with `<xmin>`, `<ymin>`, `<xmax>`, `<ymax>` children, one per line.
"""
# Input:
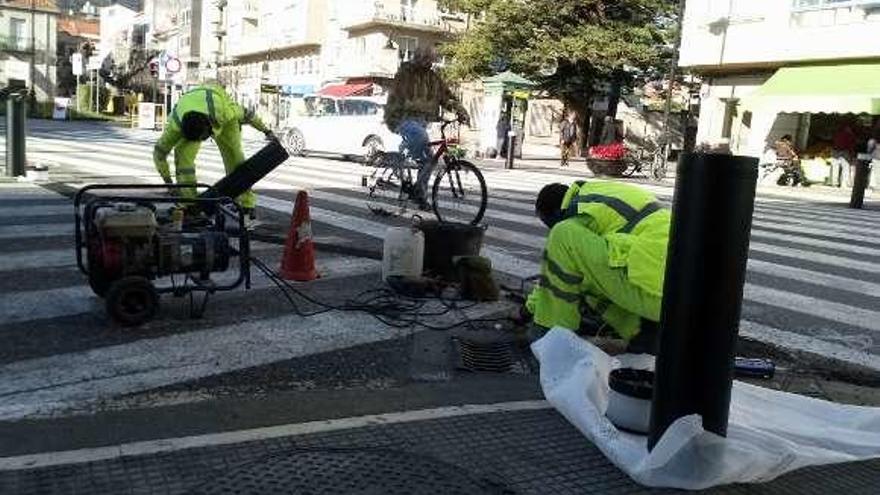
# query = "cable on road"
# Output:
<box><xmin>248</xmin><ymin>256</ymin><xmax>510</xmax><ymax>331</ymax></box>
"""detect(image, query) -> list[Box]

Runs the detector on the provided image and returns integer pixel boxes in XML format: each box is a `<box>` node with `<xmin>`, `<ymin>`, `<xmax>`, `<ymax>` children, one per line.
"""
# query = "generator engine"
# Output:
<box><xmin>81</xmin><ymin>198</ymin><xmax>243</xmax><ymax>327</ymax></box>
<box><xmin>90</xmin><ymin>202</ymin><xmax>231</xmax><ymax>282</ymax></box>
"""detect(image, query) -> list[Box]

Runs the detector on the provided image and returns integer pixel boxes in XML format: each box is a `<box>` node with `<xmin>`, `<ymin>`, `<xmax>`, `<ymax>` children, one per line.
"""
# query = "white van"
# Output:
<box><xmin>280</xmin><ymin>95</ymin><xmax>402</xmax><ymax>162</ymax></box>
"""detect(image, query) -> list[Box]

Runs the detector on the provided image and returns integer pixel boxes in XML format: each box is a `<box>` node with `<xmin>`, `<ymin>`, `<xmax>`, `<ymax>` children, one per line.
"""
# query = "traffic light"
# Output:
<box><xmin>149</xmin><ymin>59</ymin><xmax>160</xmax><ymax>78</ymax></box>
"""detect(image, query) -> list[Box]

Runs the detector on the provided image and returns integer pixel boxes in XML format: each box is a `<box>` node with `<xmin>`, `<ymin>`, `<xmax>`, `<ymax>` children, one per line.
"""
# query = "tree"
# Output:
<box><xmin>439</xmin><ymin>0</ymin><xmax>677</xmax><ymax>144</ymax></box>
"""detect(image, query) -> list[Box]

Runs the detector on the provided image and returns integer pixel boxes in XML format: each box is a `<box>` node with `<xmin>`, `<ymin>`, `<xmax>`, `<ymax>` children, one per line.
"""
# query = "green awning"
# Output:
<box><xmin>743</xmin><ymin>63</ymin><xmax>880</xmax><ymax>115</ymax></box>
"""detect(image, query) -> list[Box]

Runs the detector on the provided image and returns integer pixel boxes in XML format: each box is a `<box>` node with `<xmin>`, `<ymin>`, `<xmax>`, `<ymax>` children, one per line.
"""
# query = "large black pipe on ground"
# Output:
<box><xmin>648</xmin><ymin>153</ymin><xmax>758</xmax><ymax>451</ymax></box>
<box><xmin>200</xmin><ymin>139</ymin><xmax>290</xmax><ymax>202</ymax></box>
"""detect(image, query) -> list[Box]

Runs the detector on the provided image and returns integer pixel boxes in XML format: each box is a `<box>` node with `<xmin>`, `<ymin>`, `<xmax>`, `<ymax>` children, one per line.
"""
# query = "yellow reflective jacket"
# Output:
<box><xmin>560</xmin><ymin>181</ymin><xmax>670</xmax><ymax>297</ymax></box>
<box><xmin>153</xmin><ymin>85</ymin><xmax>268</xmax><ymax>180</ymax></box>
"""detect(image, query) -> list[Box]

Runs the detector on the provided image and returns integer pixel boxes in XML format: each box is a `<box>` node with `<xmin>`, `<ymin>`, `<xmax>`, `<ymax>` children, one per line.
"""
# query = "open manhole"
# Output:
<box><xmin>185</xmin><ymin>447</ymin><xmax>515</xmax><ymax>495</ymax></box>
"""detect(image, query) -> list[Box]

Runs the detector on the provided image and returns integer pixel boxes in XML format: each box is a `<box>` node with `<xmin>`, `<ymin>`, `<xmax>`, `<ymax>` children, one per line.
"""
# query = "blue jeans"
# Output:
<box><xmin>397</xmin><ymin>119</ymin><xmax>433</xmax><ymax>198</ymax></box>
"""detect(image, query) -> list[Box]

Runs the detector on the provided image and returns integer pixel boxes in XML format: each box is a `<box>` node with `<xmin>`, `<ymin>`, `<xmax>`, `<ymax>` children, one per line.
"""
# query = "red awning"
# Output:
<box><xmin>318</xmin><ymin>83</ymin><xmax>373</xmax><ymax>98</ymax></box>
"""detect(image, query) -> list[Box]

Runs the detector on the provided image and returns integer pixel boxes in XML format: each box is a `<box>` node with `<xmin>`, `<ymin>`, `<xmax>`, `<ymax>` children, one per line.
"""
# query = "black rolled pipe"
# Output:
<box><xmin>200</xmin><ymin>139</ymin><xmax>290</xmax><ymax>202</ymax></box>
<box><xmin>648</xmin><ymin>153</ymin><xmax>758</xmax><ymax>451</ymax></box>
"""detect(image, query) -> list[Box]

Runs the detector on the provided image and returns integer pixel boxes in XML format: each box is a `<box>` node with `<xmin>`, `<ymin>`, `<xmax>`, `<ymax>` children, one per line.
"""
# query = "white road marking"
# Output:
<box><xmin>0</xmin><ymin>300</ymin><xmax>509</xmax><ymax>421</ymax></box>
<box><xmin>0</xmin><ymin>249</ymin><xmax>76</xmax><ymax>272</ymax></box>
<box><xmin>0</xmin><ymin>223</ymin><xmax>73</xmax><ymax>239</ymax></box>
<box><xmin>740</xmin><ymin>320</ymin><xmax>880</xmax><ymax>372</ymax></box>
<box><xmin>0</xmin><ymin>400</ymin><xmax>550</xmax><ymax>471</ymax></box>
<box><xmin>0</xmin><ymin>253</ymin><xmax>380</xmax><ymax>325</ymax></box>
<box><xmin>747</xmin><ymin>259</ymin><xmax>880</xmax><ymax>296</ymax></box>
<box><xmin>744</xmin><ymin>285</ymin><xmax>880</xmax><ymax>333</ymax></box>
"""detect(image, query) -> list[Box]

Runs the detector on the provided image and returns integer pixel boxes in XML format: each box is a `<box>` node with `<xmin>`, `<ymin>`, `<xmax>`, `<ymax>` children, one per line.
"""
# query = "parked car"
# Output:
<box><xmin>279</xmin><ymin>95</ymin><xmax>401</xmax><ymax>162</ymax></box>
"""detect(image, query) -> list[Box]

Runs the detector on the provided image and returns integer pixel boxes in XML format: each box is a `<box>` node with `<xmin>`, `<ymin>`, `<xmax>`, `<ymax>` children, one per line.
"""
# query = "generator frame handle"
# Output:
<box><xmin>74</xmin><ymin>184</ymin><xmax>251</xmax><ymax>294</ymax></box>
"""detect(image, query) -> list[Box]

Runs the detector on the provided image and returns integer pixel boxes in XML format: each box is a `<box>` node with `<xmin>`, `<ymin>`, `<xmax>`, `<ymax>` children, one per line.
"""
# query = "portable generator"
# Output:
<box><xmin>74</xmin><ymin>139</ymin><xmax>290</xmax><ymax>326</ymax></box>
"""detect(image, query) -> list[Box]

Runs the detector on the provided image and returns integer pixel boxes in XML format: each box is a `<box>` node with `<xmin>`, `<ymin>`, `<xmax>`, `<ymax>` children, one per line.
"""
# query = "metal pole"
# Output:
<box><xmin>648</xmin><ymin>153</ymin><xmax>758</xmax><ymax>451</ymax></box>
<box><xmin>6</xmin><ymin>95</ymin><xmax>27</xmax><ymax>177</ymax></box>
<box><xmin>30</xmin><ymin>0</ymin><xmax>36</xmax><ymax>102</ymax></box>
<box><xmin>660</xmin><ymin>0</ymin><xmax>686</xmax><ymax>168</ymax></box>
<box><xmin>505</xmin><ymin>131</ymin><xmax>516</xmax><ymax>169</ymax></box>
<box><xmin>849</xmin><ymin>159</ymin><xmax>870</xmax><ymax>209</ymax></box>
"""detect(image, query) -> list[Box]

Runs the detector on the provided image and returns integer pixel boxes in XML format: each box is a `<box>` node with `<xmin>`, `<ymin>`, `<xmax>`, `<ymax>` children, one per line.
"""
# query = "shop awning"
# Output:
<box><xmin>744</xmin><ymin>63</ymin><xmax>880</xmax><ymax>115</ymax></box>
<box><xmin>318</xmin><ymin>83</ymin><xmax>373</xmax><ymax>98</ymax></box>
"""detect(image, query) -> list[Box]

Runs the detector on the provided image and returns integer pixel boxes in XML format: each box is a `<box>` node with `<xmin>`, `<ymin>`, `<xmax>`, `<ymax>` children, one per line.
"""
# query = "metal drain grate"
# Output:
<box><xmin>185</xmin><ymin>447</ymin><xmax>515</xmax><ymax>495</ymax></box>
<box><xmin>455</xmin><ymin>338</ymin><xmax>517</xmax><ymax>373</ymax></box>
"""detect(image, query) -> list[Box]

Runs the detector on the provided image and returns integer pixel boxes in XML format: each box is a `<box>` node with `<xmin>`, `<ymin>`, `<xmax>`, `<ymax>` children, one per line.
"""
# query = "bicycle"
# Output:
<box><xmin>363</xmin><ymin>120</ymin><xmax>488</xmax><ymax>225</ymax></box>
<box><xmin>622</xmin><ymin>139</ymin><xmax>668</xmax><ymax>181</ymax></box>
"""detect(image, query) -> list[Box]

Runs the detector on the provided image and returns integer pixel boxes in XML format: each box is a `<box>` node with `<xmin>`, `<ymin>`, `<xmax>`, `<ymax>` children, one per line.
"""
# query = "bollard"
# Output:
<box><xmin>849</xmin><ymin>160</ymin><xmax>870</xmax><ymax>209</ymax></box>
<box><xmin>6</xmin><ymin>95</ymin><xmax>27</xmax><ymax>177</ymax></box>
<box><xmin>648</xmin><ymin>153</ymin><xmax>758</xmax><ymax>451</ymax></box>
<box><xmin>505</xmin><ymin>130</ymin><xmax>516</xmax><ymax>170</ymax></box>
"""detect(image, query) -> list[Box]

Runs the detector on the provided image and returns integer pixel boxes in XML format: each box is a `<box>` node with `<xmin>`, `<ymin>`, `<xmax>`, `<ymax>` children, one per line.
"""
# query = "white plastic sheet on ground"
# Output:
<box><xmin>531</xmin><ymin>328</ymin><xmax>880</xmax><ymax>490</ymax></box>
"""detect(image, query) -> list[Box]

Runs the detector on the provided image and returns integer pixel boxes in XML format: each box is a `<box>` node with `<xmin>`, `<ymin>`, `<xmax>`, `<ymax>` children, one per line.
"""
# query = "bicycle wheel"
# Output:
<box><xmin>621</xmin><ymin>152</ymin><xmax>642</xmax><ymax>177</ymax></box>
<box><xmin>431</xmin><ymin>159</ymin><xmax>488</xmax><ymax>225</ymax></box>
<box><xmin>366</xmin><ymin>152</ymin><xmax>409</xmax><ymax>217</ymax></box>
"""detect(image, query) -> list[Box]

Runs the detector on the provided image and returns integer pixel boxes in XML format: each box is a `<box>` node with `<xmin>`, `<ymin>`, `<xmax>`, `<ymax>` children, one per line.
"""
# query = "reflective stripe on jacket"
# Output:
<box><xmin>560</xmin><ymin>181</ymin><xmax>670</xmax><ymax>297</ymax></box>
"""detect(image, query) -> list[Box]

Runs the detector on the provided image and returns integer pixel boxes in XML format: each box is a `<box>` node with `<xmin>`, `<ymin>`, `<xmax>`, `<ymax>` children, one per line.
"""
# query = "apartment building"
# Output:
<box><xmin>680</xmin><ymin>0</ymin><xmax>880</xmax><ymax>158</ymax></box>
<box><xmin>215</xmin><ymin>0</ymin><xmax>466</xmax><ymax>118</ymax></box>
<box><xmin>0</xmin><ymin>0</ymin><xmax>60</xmax><ymax>101</ymax></box>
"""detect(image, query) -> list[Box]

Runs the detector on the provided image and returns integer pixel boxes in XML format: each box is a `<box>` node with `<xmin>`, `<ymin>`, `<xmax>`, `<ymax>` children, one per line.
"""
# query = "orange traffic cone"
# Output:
<box><xmin>280</xmin><ymin>190</ymin><xmax>319</xmax><ymax>281</ymax></box>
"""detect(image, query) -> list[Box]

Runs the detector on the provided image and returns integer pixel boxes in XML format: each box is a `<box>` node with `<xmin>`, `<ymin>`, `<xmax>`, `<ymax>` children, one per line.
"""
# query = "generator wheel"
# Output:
<box><xmin>106</xmin><ymin>276</ymin><xmax>159</xmax><ymax>327</ymax></box>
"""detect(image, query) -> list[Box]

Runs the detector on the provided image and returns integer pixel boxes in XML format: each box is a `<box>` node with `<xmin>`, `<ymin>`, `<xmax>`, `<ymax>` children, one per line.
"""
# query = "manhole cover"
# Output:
<box><xmin>186</xmin><ymin>447</ymin><xmax>515</xmax><ymax>495</ymax></box>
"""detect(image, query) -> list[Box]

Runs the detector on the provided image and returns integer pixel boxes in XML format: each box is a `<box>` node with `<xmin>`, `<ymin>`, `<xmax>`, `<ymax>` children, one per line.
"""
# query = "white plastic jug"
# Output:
<box><xmin>382</xmin><ymin>226</ymin><xmax>425</xmax><ymax>281</ymax></box>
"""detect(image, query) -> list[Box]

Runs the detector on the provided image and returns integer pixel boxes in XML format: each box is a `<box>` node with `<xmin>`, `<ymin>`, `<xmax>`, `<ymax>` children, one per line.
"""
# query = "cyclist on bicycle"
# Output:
<box><xmin>384</xmin><ymin>48</ymin><xmax>469</xmax><ymax>208</ymax></box>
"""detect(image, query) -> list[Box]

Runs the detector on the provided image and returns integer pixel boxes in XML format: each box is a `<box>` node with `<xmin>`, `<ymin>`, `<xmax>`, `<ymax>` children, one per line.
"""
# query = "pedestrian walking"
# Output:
<box><xmin>831</xmin><ymin>123</ymin><xmax>856</xmax><ymax>188</ymax></box>
<box><xmin>560</xmin><ymin>112</ymin><xmax>578</xmax><ymax>167</ymax></box>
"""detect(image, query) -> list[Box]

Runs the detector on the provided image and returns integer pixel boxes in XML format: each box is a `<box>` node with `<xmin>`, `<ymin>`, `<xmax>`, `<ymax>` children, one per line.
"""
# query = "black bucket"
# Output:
<box><xmin>417</xmin><ymin>221</ymin><xmax>486</xmax><ymax>281</ymax></box>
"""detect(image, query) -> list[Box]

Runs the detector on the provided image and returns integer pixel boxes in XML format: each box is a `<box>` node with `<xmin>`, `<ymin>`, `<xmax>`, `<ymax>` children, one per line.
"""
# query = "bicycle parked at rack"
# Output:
<box><xmin>622</xmin><ymin>138</ymin><xmax>668</xmax><ymax>181</ymax></box>
<box><xmin>363</xmin><ymin>120</ymin><xmax>488</xmax><ymax>225</ymax></box>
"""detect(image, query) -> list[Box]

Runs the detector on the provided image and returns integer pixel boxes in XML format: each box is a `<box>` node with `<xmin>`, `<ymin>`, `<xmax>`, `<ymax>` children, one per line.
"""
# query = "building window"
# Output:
<box><xmin>792</xmin><ymin>0</ymin><xmax>878</xmax><ymax>10</ymax></box>
<box><xmin>181</xmin><ymin>35</ymin><xmax>191</xmax><ymax>48</ymax></box>
<box><xmin>10</xmin><ymin>18</ymin><xmax>27</xmax><ymax>50</ymax></box>
<box><xmin>181</xmin><ymin>9</ymin><xmax>192</xmax><ymax>26</ymax></box>
<box><xmin>721</xmin><ymin>99</ymin><xmax>739</xmax><ymax>139</ymax></box>
<box><xmin>401</xmin><ymin>0</ymin><xmax>418</xmax><ymax>21</ymax></box>
<box><xmin>396</xmin><ymin>36</ymin><xmax>418</xmax><ymax>61</ymax></box>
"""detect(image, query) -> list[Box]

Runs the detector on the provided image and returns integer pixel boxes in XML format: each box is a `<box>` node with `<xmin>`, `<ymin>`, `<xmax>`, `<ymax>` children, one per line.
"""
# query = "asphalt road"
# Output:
<box><xmin>0</xmin><ymin>119</ymin><xmax>879</xmax><ymax>454</ymax></box>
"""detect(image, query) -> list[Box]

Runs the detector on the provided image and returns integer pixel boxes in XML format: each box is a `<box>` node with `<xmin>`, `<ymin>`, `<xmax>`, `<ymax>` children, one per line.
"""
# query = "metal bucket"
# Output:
<box><xmin>417</xmin><ymin>220</ymin><xmax>486</xmax><ymax>281</ymax></box>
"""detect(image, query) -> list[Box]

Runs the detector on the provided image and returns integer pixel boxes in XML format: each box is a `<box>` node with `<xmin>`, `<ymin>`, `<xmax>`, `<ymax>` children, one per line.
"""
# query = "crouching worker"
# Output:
<box><xmin>525</xmin><ymin>181</ymin><xmax>670</xmax><ymax>353</ymax></box>
<box><xmin>153</xmin><ymin>85</ymin><xmax>274</xmax><ymax>219</ymax></box>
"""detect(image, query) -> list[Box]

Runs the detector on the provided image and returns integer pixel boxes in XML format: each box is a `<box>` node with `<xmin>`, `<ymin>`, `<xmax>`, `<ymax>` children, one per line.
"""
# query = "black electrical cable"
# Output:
<box><xmin>247</xmin><ymin>255</ymin><xmax>511</xmax><ymax>331</ymax></box>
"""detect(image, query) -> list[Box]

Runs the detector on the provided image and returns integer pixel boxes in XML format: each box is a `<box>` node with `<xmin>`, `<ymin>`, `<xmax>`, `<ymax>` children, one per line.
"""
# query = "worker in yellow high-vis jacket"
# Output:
<box><xmin>526</xmin><ymin>180</ymin><xmax>671</xmax><ymax>353</ymax></box>
<box><xmin>153</xmin><ymin>85</ymin><xmax>273</xmax><ymax>217</ymax></box>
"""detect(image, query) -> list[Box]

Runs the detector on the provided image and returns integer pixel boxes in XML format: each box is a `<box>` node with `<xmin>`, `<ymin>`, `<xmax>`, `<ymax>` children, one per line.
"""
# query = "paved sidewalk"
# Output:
<box><xmin>2</xmin><ymin>403</ymin><xmax>878</xmax><ymax>494</ymax></box>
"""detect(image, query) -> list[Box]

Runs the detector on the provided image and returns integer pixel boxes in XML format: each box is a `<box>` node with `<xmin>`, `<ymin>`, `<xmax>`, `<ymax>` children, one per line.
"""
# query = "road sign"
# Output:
<box><xmin>87</xmin><ymin>56</ymin><xmax>102</xmax><ymax>71</ymax></box>
<box><xmin>71</xmin><ymin>53</ymin><xmax>83</xmax><ymax>76</ymax></box>
<box><xmin>164</xmin><ymin>57</ymin><xmax>181</xmax><ymax>74</ymax></box>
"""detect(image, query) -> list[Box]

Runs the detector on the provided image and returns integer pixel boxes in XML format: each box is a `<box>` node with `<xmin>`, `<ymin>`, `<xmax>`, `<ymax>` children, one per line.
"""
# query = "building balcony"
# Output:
<box><xmin>0</xmin><ymin>36</ymin><xmax>32</xmax><ymax>54</ymax></box>
<box><xmin>240</xmin><ymin>0</ymin><xmax>259</xmax><ymax>21</ymax></box>
<box><xmin>342</xmin><ymin>6</ymin><xmax>464</xmax><ymax>35</ymax></box>
<box><xmin>331</xmin><ymin>52</ymin><xmax>401</xmax><ymax>80</ymax></box>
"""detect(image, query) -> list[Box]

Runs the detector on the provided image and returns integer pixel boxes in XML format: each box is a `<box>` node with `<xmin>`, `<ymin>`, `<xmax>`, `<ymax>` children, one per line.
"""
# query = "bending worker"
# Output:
<box><xmin>153</xmin><ymin>85</ymin><xmax>273</xmax><ymax>218</ymax></box>
<box><xmin>527</xmin><ymin>180</ymin><xmax>670</xmax><ymax>353</ymax></box>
